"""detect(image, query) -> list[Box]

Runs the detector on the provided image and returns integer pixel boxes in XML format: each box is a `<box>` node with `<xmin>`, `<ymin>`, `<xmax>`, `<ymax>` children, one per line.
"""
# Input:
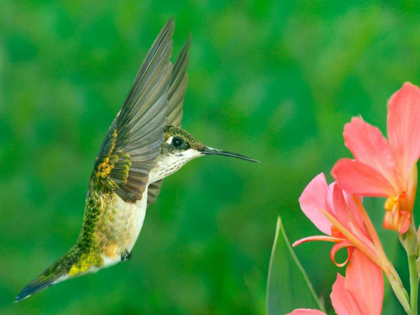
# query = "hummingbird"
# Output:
<box><xmin>15</xmin><ymin>18</ymin><xmax>258</xmax><ymax>302</ymax></box>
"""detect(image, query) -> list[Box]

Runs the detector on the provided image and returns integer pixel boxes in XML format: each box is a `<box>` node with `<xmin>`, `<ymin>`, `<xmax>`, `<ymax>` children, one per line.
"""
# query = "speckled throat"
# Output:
<box><xmin>148</xmin><ymin>145</ymin><xmax>202</xmax><ymax>183</ymax></box>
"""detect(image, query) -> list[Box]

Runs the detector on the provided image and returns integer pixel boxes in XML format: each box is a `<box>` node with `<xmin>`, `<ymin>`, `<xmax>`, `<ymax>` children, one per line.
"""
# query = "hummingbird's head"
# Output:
<box><xmin>154</xmin><ymin>125</ymin><xmax>259</xmax><ymax>181</ymax></box>
<box><xmin>163</xmin><ymin>125</ymin><xmax>259</xmax><ymax>161</ymax></box>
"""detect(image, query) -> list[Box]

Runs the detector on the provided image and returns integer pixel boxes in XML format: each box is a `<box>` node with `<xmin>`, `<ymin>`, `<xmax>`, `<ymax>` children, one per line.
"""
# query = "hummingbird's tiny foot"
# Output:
<box><xmin>120</xmin><ymin>250</ymin><xmax>132</xmax><ymax>262</ymax></box>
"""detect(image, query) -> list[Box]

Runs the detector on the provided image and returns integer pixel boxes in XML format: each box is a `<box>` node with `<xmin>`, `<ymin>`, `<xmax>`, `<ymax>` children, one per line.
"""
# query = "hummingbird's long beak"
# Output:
<box><xmin>200</xmin><ymin>147</ymin><xmax>260</xmax><ymax>163</ymax></box>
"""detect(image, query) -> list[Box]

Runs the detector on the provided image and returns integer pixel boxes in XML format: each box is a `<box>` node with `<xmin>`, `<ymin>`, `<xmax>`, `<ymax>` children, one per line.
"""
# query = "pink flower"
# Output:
<box><xmin>288</xmin><ymin>250</ymin><xmax>384</xmax><ymax>315</ymax></box>
<box><xmin>331</xmin><ymin>82</ymin><xmax>420</xmax><ymax>233</ymax></box>
<box><xmin>294</xmin><ymin>173</ymin><xmax>389</xmax><ymax>273</ymax></box>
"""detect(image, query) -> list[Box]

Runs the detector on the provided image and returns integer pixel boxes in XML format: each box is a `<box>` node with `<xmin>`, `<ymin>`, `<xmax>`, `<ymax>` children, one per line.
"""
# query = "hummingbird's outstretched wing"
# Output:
<box><xmin>147</xmin><ymin>35</ymin><xmax>191</xmax><ymax>206</ymax></box>
<box><xmin>94</xmin><ymin>19</ymin><xmax>175</xmax><ymax>203</ymax></box>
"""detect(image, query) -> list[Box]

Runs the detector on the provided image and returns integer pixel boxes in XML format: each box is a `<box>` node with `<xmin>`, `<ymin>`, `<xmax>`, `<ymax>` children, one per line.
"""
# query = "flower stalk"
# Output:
<box><xmin>387</xmin><ymin>267</ymin><xmax>411</xmax><ymax>314</ymax></box>
<box><xmin>409</xmin><ymin>252</ymin><xmax>418</xmax><ymax>315</ymax></box>
<box><xmin>401</xmin><ymin>222</ymin><xmax>419</xmax><ymax>315</ymax></box>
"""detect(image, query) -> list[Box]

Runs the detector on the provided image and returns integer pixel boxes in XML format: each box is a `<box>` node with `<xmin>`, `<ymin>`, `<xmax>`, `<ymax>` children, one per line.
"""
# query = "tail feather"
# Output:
<box><xmin>15</xmin><ymin>249</ymin><xmax>79</xmax><ymax>302</ymax></box>
<box><xmin>15</xmin><ymin>246</ymin><xmax>101</xmax><ymax>302</ymax></box>
<box><xmin>15</xmin><ymin>263</ymin><xmax>66</xmax><ymax>302</ymax></box>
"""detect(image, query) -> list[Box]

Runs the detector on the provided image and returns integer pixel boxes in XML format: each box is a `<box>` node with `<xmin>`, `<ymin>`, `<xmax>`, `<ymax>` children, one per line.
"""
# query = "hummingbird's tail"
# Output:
<box><xmin>15</xmin><ymin>246</ymin><xmax>87</xmax><ymax>302</ymax></box>
<box><xmin>15</xmin><ymin>246</ymin><xmax>104</xmax><ymax>302</ymax></box>
<box><xmin>15</xmin><ymin>257</ymin><xmax>69</xmax><ymax>303</ymax></box>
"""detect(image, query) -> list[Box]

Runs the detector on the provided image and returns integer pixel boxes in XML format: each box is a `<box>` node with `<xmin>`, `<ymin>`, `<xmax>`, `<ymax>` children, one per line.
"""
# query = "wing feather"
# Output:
<box><xmin>167</xmin><ymin>34</ymin><xmax>191</xmax><ymax>127</ymax></box>
<box><xmin>94</xmin><ymin>19</ymin><xmax>175</xmax><ymax>203</ymax></box>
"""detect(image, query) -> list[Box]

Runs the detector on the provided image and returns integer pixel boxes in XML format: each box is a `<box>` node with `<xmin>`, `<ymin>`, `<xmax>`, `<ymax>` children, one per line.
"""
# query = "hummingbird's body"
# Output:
<box><xmin>16</xmin><ymin>18</ymin><xmax>258</xmax><ymax>302</ymax></box>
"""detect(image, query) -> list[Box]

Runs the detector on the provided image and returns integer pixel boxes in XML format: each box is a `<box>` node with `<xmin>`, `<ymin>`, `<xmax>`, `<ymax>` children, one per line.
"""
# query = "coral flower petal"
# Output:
<box><xmin>344</xmin><ymin>250</ymin><xmax>384</xmax><ymax>315</ymax></box>
<box><xmin>343</xmin><ymin>117</ymin><xmax>399</xmax><ymax>190</ymax></box>
<box><xmin>331</xmin><ymin>185</ymin><xmax>372</xmax><ymax>245</ymax></box>
<box><xmin>331</xmin><ymin>274</ymin><xmax>363</xmax><ymax>315</ymax></box>
<box><xmin>293</xmin><ymin>235</ymin><xmax>345</xmax><ymax>247</ymax></box>
<box><xmin>330</xmin><ymin>241</ymin><xmax>354</xmax><ymax>267</ymax></box>
<box><xmin>332</xmin><ymin>159</ymin><xmax>395</xmax><ymax>197</ymax></box>
<box><xmin>383</xmin><ymin>209</ymin><xmax>411</xmax><ymax>234</ymax></box>
<box><xmin>287</xmin><ymin>310</ymin><xmax>327</xmax><ymax>315</ymax></box>
<box><xmin>388</xmin><ymin>82</ymin><xmax>420</xmax><ymax>185</ymax></box>
<box><xmin>343</xmin><ymin>193</ymin><xmax>368</xmax><ymax>237</ymax></box>
<box><xmin>330</xmin><ymin>184</ymin><xmax>353</xmax><ymax>231</ymax></box>
<box><xmin>299</xmin><ymin>173</ymin><xmax>333</xmax><ymax>235</ymax></box>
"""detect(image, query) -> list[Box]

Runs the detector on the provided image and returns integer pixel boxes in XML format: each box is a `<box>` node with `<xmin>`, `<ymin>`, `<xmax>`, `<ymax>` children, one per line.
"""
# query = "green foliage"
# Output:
<box><xmin>1</xmin><ymin>1</ymin><xmax>420</xmax><ymax>314</ymax></box>
<box><xmin>267</xmin><ymin>217</ymin><xmax>324</xmax><ymax>314</ymax></box>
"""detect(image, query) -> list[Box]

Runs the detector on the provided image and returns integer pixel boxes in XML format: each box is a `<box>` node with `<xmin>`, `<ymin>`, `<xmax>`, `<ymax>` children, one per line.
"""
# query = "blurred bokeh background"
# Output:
<box><xmin>1</xmin><ymin>1</ymin><xmax>420</xmax><ymax>314</ymax></box>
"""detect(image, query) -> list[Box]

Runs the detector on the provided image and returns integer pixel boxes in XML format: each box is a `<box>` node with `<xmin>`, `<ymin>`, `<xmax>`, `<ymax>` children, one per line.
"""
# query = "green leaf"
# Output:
<box><xmin>267</xmin><ymin>216</ymin><xmax>324</xmax><ymax>314</ymax></box>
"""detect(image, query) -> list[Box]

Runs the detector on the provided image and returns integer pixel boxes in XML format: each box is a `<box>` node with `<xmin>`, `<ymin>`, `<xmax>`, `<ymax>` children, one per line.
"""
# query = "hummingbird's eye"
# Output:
<box><xmin>172</xmin><ymin>137</ymin><xmax>183</xmax><ymax>148</ymax></box>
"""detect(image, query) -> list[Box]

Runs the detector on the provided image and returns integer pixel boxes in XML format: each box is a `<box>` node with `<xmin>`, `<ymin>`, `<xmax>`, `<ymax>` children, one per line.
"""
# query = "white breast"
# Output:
<box><xmin>100</xmin><ymin>186</ymin><xmax>149</xmax><ymax>269</ymax></box>
<box><xmin>128</xmin><ymin>186</ymin><xmax>148</xmax><ymax>251</ymax></box>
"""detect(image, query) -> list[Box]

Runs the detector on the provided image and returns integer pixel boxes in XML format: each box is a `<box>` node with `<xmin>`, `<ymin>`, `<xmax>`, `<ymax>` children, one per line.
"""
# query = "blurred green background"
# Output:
<box><xmin>1</xmin><ymin>1</ymin><xmax>420</xmax><ymax>314</ymax></box>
